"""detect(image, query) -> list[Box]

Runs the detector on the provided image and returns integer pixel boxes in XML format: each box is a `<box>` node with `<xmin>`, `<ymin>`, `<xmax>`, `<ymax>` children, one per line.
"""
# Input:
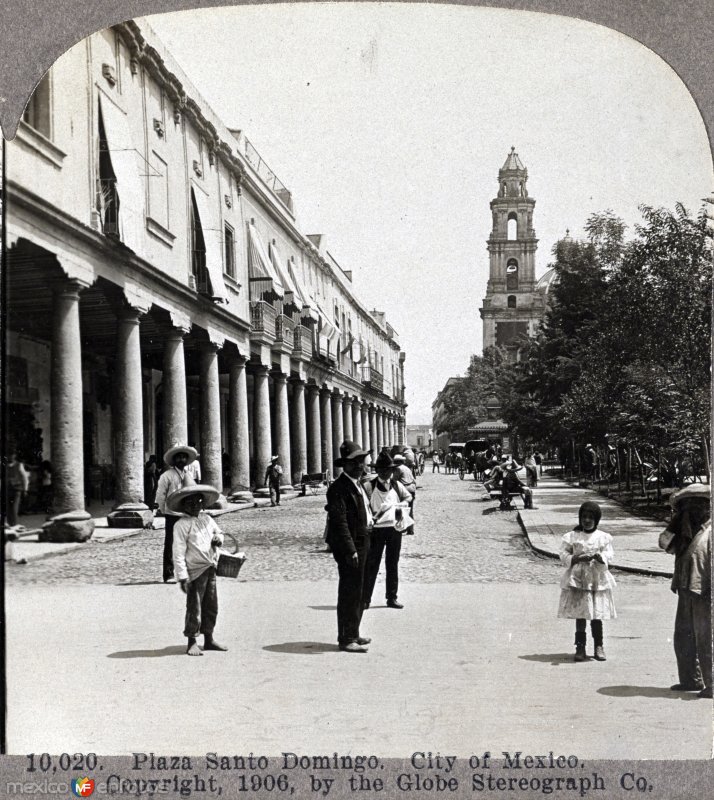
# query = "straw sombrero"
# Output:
<box><xmin>166</xmin><ymin>474</ymin><xmax>219</xmax><ymax>514</ymax></box>
<box><xmin>163</xmin><ymin>444</ymin><xmax>198</xmax><ymax>467</ymax></box>
<box><xmin>671</xmin><ymin>484</ymin><xmax>711</xmax><ymax>509</ymax></box>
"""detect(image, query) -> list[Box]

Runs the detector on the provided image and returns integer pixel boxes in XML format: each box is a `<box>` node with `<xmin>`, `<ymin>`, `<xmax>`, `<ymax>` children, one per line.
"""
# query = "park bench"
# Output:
<box><xmin>488</xmin><ymin>489</ymin><xmax>532</xmax><ymax>510</ymax></box>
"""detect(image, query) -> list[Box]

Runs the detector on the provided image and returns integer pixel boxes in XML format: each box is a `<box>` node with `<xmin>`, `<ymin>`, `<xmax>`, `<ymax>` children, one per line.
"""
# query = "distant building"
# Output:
<box><xmin>407</xmin><ymin>425</ymin><xmax>432</xmax><ymax>451</ymax></box>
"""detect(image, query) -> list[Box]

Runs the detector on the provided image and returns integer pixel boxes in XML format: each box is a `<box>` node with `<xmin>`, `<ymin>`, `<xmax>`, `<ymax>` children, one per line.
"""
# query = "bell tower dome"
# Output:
<box><xmin>479</xmin><ymin>147</ymin><xmax>545</xmax><ymax>357</ymax></box>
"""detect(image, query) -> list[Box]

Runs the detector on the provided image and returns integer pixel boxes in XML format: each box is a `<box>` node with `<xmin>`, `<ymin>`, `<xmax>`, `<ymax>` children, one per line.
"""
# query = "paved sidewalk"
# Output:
<box><xmin>5</xmin><ymin>490</ymin><xmax>303</xmax><ymax>564</ymax></box>
<box><xmin>518</xmin><ymin>475</ymin><xmax>674</xmax><ymax>577</ymax></box>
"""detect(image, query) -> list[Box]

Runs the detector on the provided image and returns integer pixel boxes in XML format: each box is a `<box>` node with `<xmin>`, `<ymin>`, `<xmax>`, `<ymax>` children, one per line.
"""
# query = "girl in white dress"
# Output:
<box><xmin>558</xmin><ymin>501</ymin><xmax>616</xmax><ymax>662</ymax></box>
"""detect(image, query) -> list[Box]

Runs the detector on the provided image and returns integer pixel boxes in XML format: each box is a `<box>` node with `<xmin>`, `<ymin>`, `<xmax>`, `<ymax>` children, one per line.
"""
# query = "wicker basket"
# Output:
<box><xmin>216</xmin><ymin>532</ymin><xmax>247</xmax><ymax>578</ymax></box>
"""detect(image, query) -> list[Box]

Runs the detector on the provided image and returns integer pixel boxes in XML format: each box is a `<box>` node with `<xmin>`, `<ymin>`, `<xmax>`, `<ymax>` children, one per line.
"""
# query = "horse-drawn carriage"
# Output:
<box><xmin>459</xmin><ymin>439</ymin><xmax>491</xmax><ymax>480</ymax></box>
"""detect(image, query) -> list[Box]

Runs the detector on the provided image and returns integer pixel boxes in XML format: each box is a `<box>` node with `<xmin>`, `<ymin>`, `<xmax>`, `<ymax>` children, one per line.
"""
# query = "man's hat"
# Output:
<box><xmin>163</xmin><ymin>444</ymin><xmax>199</xmax><ymax>467</ymax></box>
<box><xmin>271</xmin><ymin>455</ymin><xmax>280</xmax><ymax>462</ymax></box>
<box><xmin>334</xmin><ymin>440</ymin><xmax>370</xmax><ymax>467</ymax></box>
<box><xmin>671</xmin><ymin>484</ymin><xmax>711</xmax><ymax>509</ymax></box>
<box><xmin>165</xmin><ymin>473</ymin><xmax>219</xmax><ymax>514</ymax></box>
<box><xmin>393</xmin><ymin>453</ymin><xmax>406</xmax><ymax>464</ymax></box>
<box><xmin>374</xmin><ymin>451</ymin><xmax>395</xmax><ymax>470</ymax></box>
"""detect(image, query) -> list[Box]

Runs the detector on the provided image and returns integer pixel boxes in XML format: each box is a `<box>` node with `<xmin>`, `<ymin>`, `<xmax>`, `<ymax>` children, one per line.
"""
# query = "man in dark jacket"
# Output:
<box><xmin>325</xmin><ymin>440</ymin><xmax>373</xmax><ymax>653</ymax></box>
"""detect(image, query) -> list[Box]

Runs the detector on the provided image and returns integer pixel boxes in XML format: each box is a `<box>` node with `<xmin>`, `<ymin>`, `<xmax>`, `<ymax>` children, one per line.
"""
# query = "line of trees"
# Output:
<box><xmin>437</xmin><ymin>203</ymin><xmax>712</xmax><ymax>486</ymax></box>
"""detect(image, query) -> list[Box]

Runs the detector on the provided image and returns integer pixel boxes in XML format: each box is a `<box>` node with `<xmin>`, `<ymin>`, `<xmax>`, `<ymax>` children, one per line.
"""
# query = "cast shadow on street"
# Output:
<box><xmin>263</xmin><ymin>641</ymin><xmax>339</xmax><ymax>655</ymax></box>
<box><xmin>108</xmin><ymin>645</ymin><xmax>186</xmax><ymax>658</ymax></box>
<box><xmin>116</xmin><ymin>580</ymin><xmax>171</xmax><ymax>586</ymax></box>
<box><xmin>519</xmin><ymin>653</ymin><xmax>583</xmax><ymax>666</ymax></box>
<box><xmin>309</xmin><ymin>605</ymin><xmax>336</xmax><ymax>611</ymax></box>
<box><xmin>597</xmin><ymin>685</ymin><xmax>701</xmax><ymax>700</ymax></box>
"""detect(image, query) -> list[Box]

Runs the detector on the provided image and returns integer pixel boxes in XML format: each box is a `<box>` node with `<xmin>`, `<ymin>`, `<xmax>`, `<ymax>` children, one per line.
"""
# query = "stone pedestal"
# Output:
<box><xmin>41</xmin><ymin>511</ymin><xmax>94</xmax><ymax>543</ymax></box>
<box><xmin>106</xmin><ymin>503</ymin><xmax>154</xmax><ymax>529</ymax></box>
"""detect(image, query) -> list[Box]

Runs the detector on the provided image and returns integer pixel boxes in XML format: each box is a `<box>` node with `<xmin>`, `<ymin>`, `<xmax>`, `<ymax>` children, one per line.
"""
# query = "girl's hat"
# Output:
<box><xmin>166</xmin><ymin>473</ymin><xmax>219</xmax><ymax>514</ymax></box>
<box><xmin>578</xmin><ymin>500</ymin><xmax>602</xmax><ymax>527</ymax></box>
<box><xmin>671</xmin><ymin>484</ymin><xmax>710</xmax><ymax>509</ymax></box>
<box><xmin>163</xmin><ymin>444</ymin><xmax>198</xmax><ymax>467</ymax></box>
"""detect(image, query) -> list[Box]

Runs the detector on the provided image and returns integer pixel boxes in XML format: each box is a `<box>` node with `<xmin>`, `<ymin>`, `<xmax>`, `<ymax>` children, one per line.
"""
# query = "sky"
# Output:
<box><xmin>147</xmin><ymin>3</ymin><xmax>713</xmax><ymax>425</ymax></box>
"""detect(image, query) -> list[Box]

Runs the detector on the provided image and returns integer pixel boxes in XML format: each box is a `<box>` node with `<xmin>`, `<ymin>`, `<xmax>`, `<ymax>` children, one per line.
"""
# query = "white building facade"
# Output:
<box><xmin>5</xmin><ymin>21</ymin><xmax>407</xmax><ymax>540</ymax></box>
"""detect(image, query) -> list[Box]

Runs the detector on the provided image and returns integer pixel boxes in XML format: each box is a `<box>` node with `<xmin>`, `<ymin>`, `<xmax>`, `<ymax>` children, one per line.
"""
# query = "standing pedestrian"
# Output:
<box><xmin>38</xmin><ymin>460</ymin><xmax>53</xmax><ymax>514</ymax></box>
<box><xmin>6</xmin><ymin>450</ymin><xmax>29</xmax><ymax>528</ymax></box>
<box><xmin>325</xmin><ymin>440</ymin><xmax>373</xmax><ymax>653</ymax></box>
<box><xmin>658</xmin><ymin>484</ymin><xmax>711</xmax><ymax>698</ymax></box>
<box><xmin>264</xmin><ymin>455</ymin><xmax>283</xmax><ymax>506</ymax></box>
<box><xmin>524</xmin><ymin>451</ymin><xmax>538</xmax><ymax>488</ymax></box>
<box><xmin>392</xmin><ymin>453</ymin><xmax>416</xmax><ymax>535</ymax></box>
<box><xmin>155</xmin><ymin>444</ymin><xmax>199</xmax><ymax>583</ymax></box>
<box><xmin>558</xmin><ymin>501</ymin><xmax>616</xmax><ymax>662</ymax></box>
<box><xmin>432</xmin><ymin>453</ymin><xmax>441</xmax><ymax>473</ymax></box>
<box><xmin>362</xmin><ymin>451</ymin><xmax>412</xmax><ymax>610</ymax></box>
<box><xmin>144</xmin><ymin>455</ymin><xmax>159</xmax><ymax>508</ymax></box>
<box><xmin>168</xmin><ymin>479</ymin><xmax>227</xmax><ymax>656</ymax></box>
<box><xmin>186</xmin><ymin>442</ymin><xmax>202</xmax><ymax>482</ymax></box>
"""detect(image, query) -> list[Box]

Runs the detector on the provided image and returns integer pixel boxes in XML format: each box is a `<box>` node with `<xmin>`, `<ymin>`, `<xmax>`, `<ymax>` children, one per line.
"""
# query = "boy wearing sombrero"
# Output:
<box><xmin>169</xmin><ymin>479</ymin><xmax>228</xmax><ymax>656</ymax></box>
<box><xmin>155</xmin><ymin>445</ymin><xmax>199</xmax><ymax>582</ymax></box>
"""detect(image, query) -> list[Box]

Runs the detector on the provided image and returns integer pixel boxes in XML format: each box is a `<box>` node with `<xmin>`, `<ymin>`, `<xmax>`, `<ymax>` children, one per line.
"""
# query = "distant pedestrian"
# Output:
<box><xmin>264</xmin><ymin>455</ymin><xmax>283</xmax><ymax>506</ymax></box>
<box><xmin>186</xmin><ymin>442</ymin><xmax>202</xmax><ymax>482</ymax></box>
<box><xmin>144</xmin><ymin>455</ymin><xmax>159</xmax><ymax>508</ymax></box>
<box><xmin>432</xmin><ymin>453</ymin><xmax>441</xmax><ymax>473</ymax></box>
<box><xmin>168</xmin><ymin>479</ymin><xmax>227</xmax><ymax>657</ymax></box>
<box><xmin>658</xmin><ymin>484</ymin><xmax>711</xmax><ymax>698</ymax></box>
<box><xmin>38</xmin><ymin>460</ymin><xmax>53</xmax><ymax>514</ymax></box>
<box><xmin>5</xmin><ymin>450</ymin><xmax>29</xmax><ymax>527</ymax></box>
<box><xmin>534</xmin><ymin>450</ymin><xmax>543</xmax><ymax>477</ymax></box>
<box><xmin>155</xmin><ymin>445</ymin><xmax>199</xmax><ymax>583</ymax></box>
<box><xmin>392</xmin><ymin>453</ymin><xmax>416</xmax><ymax>535</ymax></box>
<box><xmin>558</xmin><ymin>501</ymin><xmax>616</xmax><ymax>662</ymax></box>
<box><xmin>524</xmin><ymin>451</ymin><xmax>538</xmax><ymax>488</ymax></box>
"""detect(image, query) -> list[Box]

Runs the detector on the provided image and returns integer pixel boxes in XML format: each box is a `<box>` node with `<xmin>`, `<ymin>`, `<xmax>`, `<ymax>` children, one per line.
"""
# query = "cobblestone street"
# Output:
<box><xmin>7</xmin><ymin>470</ymin><xmax>658</xmax><ymax>586</ymax></box>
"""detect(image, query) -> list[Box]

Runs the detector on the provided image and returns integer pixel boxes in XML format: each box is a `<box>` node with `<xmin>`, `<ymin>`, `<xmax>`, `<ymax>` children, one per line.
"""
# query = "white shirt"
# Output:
<box><xmin>172</xmin><ymin>512</ymin><xmax>223</xmax><ymax>582</ymax></box>
<box><xmin>155</xmin><ymin>467</ymin><xmax>186</xmax><ymax>514</ymax></box>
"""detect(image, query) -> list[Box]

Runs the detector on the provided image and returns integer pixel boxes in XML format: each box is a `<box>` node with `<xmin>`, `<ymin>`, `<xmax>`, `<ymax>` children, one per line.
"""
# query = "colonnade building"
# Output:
<box><xmin>5</xmin><ymin>21</ymin><xmax>407</xmax><ymax>540</ymax></box>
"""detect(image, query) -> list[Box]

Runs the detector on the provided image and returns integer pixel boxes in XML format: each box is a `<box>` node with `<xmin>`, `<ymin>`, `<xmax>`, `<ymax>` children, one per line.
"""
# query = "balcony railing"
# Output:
<box><xmin>293</xmin><ymin>325</ymin><xmax>312</xmax><ymax>358</ymax></box>
<box><xmin>362</xmin><ymin>364</ymin><xmax>384</xmax><ymax>393</ymax></box>
<box><xmin>250</xmin><ymin>300</ymin><xmax>277</xmax><ymax>338</ymax></box>
<box><xmin>275</xmin><ymin>314</ymin><xmax>295</xmax><ymax>345</ymax></box>
<box><xmin>244</xmin><ymin>138</ymin><xmax>293</xmax><ymax>213</ymax></box>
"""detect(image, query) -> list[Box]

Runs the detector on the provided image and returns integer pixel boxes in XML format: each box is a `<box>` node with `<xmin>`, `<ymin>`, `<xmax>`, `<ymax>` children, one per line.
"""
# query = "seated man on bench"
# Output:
<box><xmin>501</xmin><ymin>462</ymin><xmax>533</xmax><ymax>509</ymax></box>
<box><xmin>483</xmin><ymin>455</ymin><xmax>509</xmax><ymax>493</ymax></box>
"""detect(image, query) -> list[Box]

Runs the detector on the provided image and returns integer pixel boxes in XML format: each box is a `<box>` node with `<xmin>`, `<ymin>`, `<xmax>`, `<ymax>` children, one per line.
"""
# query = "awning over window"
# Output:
<box><xmin>288</xmin><ymin>260</ymin><xmax>319</xmax><ymax>323</ymax></box>
<box><xmin>247</xmin><ymin>223</ymin><xmax>284</xmax><ymax>301</ymax></box>
<box><xmin>191</xmin><ymin>187</ymin><xmax>228</xmax><ymax>303</ymax></box>
<box><xmin>269</xmin><ymin>242</ymin><xmax>303</xmax><ymax>312</ymax></box>
<box><xmin>98</xmin><ymin>95</ymin><xmax>144</xmax><ymax>253</ymax></box>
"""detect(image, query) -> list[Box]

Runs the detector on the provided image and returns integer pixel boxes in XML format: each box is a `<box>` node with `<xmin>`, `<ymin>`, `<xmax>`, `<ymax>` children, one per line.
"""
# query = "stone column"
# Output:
<box><xmin>272</xmin><ymin>372</ymin><xmax>292</xmax><ymax>488</ymax></box>
<box><xmin>306</xmin><ymin>383</ymin><xmax>321</xmax><ymax>474</ymax></box>
<box><xmin>352</xmin><ymin>397</ymin><xmax>362</xmax><ymax>446</ymax></box>
<box><xmin>361</xmin><ymin>401</ymin><xmax>370</xmax><ymax>452</ymax></box>
<box><xmin>199</xmin><ymin>343</ymin><xmax>223</xmax><ymax>493</ymax></box>
<box><xmin>43</xmin><ymin>280</ymin><xmax>94</xmax><ymax>542</ymax></box>
<box><xmin>332</xmin><ymin>391</ymin><xmax>344</xmax><ymax>476</ymax></box>
<box><xmin>108</xmin><ymin>307</ymin><xmax>152</xmax><ymax>528</ymax></box>
<box><xmin>162</xmin><ymin>328</ymin><xmax>188</xmax><ymax>448</ymax></box>
<box><xmin>390</xmin><ymin>414</ymin><xmax>396</xmax><ymax>447</ymax></box>
<box><xmin>228</xmin><ymin>357</ymin><xmax>251</xmax><ymax>496</ymax></box>
<box><xmin>369</xmin><ymin>404</ymin><xmax>378</xmax><ymax>456</ymax></box>
<box><xmin>290</xmin><ymin>378</ymin><xmax>308</xmax><ymax>485</ymax></box>
<box><xmin>252</xmin><ymin>364</ymin><xmax>272</xmax><ymax>488</ymax></box>
<box><xmin>381</xmin><ymin>411</ymin><xmax>388</xmax><ymax>450</ymax></box>
<box><xmin>375</xmin><ymin>408</ymin><xmax>383</xmax><ymax>453</ymax></box>
<box><xmin>342</xmin><ymin>394</ymin><xmax>353</xmax><ymax>441</ymax></box>
<box><xmin>320</xmin><ymin>387</ymin><xmax>334</xmax><ymax>477</ymax></box>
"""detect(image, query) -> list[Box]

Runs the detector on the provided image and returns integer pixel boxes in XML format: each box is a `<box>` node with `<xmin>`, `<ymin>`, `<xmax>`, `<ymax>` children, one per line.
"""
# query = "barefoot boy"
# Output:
<box><xmin>168</xmin><ymin>480</ymin><xmax>228</xmax><ymax>656</ymax></box>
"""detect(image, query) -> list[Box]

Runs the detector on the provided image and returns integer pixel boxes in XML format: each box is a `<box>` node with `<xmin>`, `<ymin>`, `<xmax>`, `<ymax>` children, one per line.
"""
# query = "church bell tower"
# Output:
<box><xmin>479</xmin><ymin>147</ymin><xmax>545</xmax><ymax>357</ymax></box>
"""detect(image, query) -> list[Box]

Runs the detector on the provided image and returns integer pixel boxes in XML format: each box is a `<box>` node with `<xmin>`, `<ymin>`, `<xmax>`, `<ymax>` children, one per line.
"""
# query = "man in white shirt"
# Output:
<box><xmin>362</xmin><ymin>451</ymin><xmax>412</xmax><ymax>609</ymax></box>
<box><xmin>155</xmin><ymin>444</ymin><xmax>199</xmax><ymax>582</ymax></box>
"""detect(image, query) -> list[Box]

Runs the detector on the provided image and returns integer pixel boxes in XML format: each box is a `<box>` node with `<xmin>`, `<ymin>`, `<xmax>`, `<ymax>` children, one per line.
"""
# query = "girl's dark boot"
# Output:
<box><xmin>574</xmin><ymin>629</ymin><xmax>587</xmax><ymax>662</ymax></box>
<box><xmin>591</xmin><ymin>621</ymin><xmax>606</xmax><ymax>660</ymax></box>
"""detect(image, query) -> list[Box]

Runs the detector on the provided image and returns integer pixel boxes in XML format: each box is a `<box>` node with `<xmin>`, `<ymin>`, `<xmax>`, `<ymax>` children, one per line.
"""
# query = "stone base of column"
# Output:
<box><xmin>107</xmin><ymin>503</ymin><xmax>155</xmax><ymax>529</ymax></box>
<box><xmin>226</xmin><ymin>487</ymin><xmax>255</xmax><ymax>505</ymax></box>
<box><xmin>41</xmin><ymin>511</ymin><xmax>95</xmax><ymax>543</ymax></box>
